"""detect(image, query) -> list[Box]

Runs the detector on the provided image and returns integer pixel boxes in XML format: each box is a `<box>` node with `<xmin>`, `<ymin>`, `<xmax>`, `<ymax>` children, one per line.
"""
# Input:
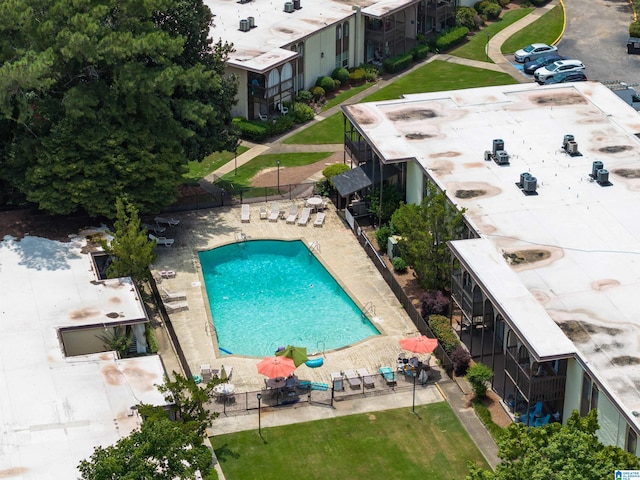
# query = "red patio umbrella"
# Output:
<box><xmin>256</xmin><ymin>356</ymin><xmax>296</xmax><ymax>379</ymax></box>
<box><xmin>399</xmin><ymin>335</ymin><xmax>439</xmax><ymax>355</ymax></box>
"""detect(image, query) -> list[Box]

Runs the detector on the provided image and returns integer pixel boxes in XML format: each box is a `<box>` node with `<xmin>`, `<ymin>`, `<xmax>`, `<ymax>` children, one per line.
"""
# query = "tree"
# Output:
<box><xmin>143</xmin><ymin>371</ymin><xmax>220</xmax><ymax>437</ymax></box>
<box><xmin>100</xmin><ymin>197</ymin><xmax>156</xmax><ymax>283</ymax></box>
<box><xmin>466</xmin><ymin>410</ymin><xmax>640</xmax><ymax>480</ymax></box>
<box><xmin>391</xmin><ymin>183</ymin><xmax>466</xmax><ymax>290</ymax></box>
<box><xmin>0</xmin><ymin>0</ymin><xmax>238</xmax><ymax>217</ymax></box>
<box><xmin>77</xmin><ymin>417</ymin><xmax>212</xmax><ymax>480</ymax></box>
<box><xmin>466</xmin><ymin>363</ymin><xmax>493</xmax><ymax>397</ymax></box>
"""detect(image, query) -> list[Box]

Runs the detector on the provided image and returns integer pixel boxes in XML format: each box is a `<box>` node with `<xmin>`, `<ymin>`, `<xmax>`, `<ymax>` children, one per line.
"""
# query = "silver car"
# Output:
<box><xmin>534</xmin><ymin>59</ymin><xmax>585</xmax><ymax>83</ymax></box>
<box><xmin>514</xmin><ymin>43</ymin><xmax>558</xmax><ymax>63</ymax></box>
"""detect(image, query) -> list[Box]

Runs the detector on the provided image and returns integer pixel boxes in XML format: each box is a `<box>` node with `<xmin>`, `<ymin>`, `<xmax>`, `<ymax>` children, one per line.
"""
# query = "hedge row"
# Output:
<box><xmin>383</xmin><ymin>53</ymin><xmax>414</xmax><ymax>74</ymax></box>
<box><xmin>427</xmin><ymin>314</ymin><xmax>461</xmax><ymax>355</ymax></box>
<box><xmin>435</xmin><ymin>26</ymin><xmax>469</xmax><ymax>51</ymax></box>
<box><xmin>232</xmin><ymin>102</ymin><xmax>315</xmax><ymax>141</ymax></box>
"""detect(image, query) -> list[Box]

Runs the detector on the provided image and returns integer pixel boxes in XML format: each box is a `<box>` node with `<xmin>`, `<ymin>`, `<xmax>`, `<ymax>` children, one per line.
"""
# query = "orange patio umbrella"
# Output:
<box><xmin>399</xmin><ymin>335</ymin><xmax>438</xmax><ymax>355</ymax></box>
<box><xmin>256</xmin><ymin>356</ymin><xmax>296</xmax><ymax>379</ymax></box>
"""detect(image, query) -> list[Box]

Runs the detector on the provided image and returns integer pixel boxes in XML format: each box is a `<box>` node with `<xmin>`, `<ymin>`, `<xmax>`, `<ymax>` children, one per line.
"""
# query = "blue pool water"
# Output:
<box><xmin>199</xmin><ymin>239</ymin><xmax>379</xmax><ymax>357</ymax></box>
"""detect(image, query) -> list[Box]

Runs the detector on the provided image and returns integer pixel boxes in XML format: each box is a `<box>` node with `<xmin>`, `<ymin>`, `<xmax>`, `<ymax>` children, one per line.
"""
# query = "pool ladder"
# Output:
<box><xmin>309</xmin><ymin>240</ymin><xmax>320</xmax><ymax>253</ymax></box>
<box><xmin>363</xmin><ymin>302</ymin><xmax>375</xmax><ymax>318</ymax></box>
<box><xmin>235</xmin><ymin>232</ymin><xmax>248</xmax><ymax>242</ymax></box>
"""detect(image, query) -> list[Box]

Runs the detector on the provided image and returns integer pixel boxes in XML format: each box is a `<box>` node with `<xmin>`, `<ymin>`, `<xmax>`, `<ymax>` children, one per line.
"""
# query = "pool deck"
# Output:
<box><xmin>152</xmin><ymin>202</ymin><xmax>422</xmax><ymax>393</ymax></box>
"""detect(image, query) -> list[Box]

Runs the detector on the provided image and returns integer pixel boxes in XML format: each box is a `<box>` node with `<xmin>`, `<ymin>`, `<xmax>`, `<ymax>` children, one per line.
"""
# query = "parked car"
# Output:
<box><xmin>514</xmin><ymin>43</ymin><xmax>558</xmax><ymax>63</ymax></box>
<box><xmin>534</xmin><ymin>59</ymin><xmax>585</xmax><ymax>83</ymax></box>
<box><xmin>523</xmin><ymin>54</ymin><xmax>564</xmax><ymax>75</ymax></box>
<box><xmin>542</xmin><ymin>71</ymin><xmax>588</xmax><ymax>85</ymax></box>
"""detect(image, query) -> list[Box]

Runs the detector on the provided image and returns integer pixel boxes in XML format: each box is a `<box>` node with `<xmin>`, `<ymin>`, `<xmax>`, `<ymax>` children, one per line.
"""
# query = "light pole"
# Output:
<box><xmin>486</xmin><ymin>33</ymin><xmax>491</xmax><ymax>62</ymax></box>
<box><xmin>234</xmin><ymin>150</ymin><xmax>238</xmax><ymax>176</ymax></box>
<box><xmin>412</xmin><ymin>369</ymin><xmax>417</xmax><ymax>414</ymax></box>
<box><xmin>257</xmin><ymin>393</ymin><xmax>262</xmax><ymax>438</ymax></box>
<box><xmin>276</xmin><ymin>160</ymin><xmax>280</xmax><ymax>193</ymax></box>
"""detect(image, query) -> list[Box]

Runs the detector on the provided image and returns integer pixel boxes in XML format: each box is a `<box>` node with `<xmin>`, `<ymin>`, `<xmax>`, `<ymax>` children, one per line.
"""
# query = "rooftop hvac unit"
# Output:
<box><xmin>484</xmin><ymin>150</ymin><xmax>492</xmax><ymax>161</ymax></box>
<box><xmin>519</xmin><ymin>172</ymin><xmax>531</xmax><ymax>186</ymax></box>
<box><xmin>284</xmin><ymin>1</ymin><xmax>294</xmax><ymax>12</ymax></box>
<box><xmin>592</xmin><ymin>160</ymin><xmax>604</xmax><ymax>178</ymax></box>
<box><xmin>495</xmin><ymin>150</ymin><xmax>509</xmax><ymax>165</ymax></box>
<box><xmin>293</xmin><ymin>0</ymin><xmax>301</xmax><ymax>9</ymax></box>
<box><xmin>563</xmin><ymin>134</ymin><xmax>575</xmax><ymax>150</ymax></box>
<box><xmin>248</xmin><ymin>16</ymin><xmax>255</xmax><ymax>28</ymax></box>
<box><xmin>567</xmin><ymin>141</ymin><xmax>578</xmax><ymax>154</ymax></box>
<box><xmin>239</xmin><ymin>19</ymin><xmax>250</xmax><ymax>31</ymax></box>
<box><xmin>493</xmin><ymin>138</ymin><xmax>504</xmax><ymax>156</ymax></box>
<box><xmin>596</xmin><ymin>169</ymin><xmax>609</xmax><ymax>184</ymax></box>
<box><xmin>523</xmin><ymin>176</ymin><xmax>537</xmax><ymax>193</ymax></box>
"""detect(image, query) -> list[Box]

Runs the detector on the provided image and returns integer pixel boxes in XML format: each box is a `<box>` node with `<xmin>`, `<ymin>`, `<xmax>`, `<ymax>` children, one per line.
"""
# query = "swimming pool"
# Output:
<box><xmin>199</xmin><ymin>239</ymin><xmax>379</xmax><ymax>357</ymax></box>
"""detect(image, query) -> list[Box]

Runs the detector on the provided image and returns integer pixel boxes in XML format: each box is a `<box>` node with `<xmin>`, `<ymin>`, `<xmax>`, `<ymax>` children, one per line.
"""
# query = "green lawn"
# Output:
<box><xmin>363</xmin><ymin>60</ymin><xmax>518</xmax><ymax>102</ymax></box>
<box><xmin>184</xmin><ymin>146</ymin><xmax>249</xmax><ymax>182</ymax></box>
<box><xmin>217</xmin><ymin>152</ymin><xmax>333</xmax><ymax>189</ymax></box>
<box><xmin>501</xmin><ymin>4</ymin><xmax>565</xmax><ymax>54</ymax></box>
<box><xmin>212</xmin><ymin>402</ymin><xmax>488</xmax><ymax>480</ymax></box>
<box><xmin>283</xmin><ymin>112</ymin><xmax>344</xmax><ymax>145</ymax></box>
<box><xmin>322</xmin><ymin>82</ymin><xmax>375</xmax><ymax>111</ymax></box>
<box><xmin>451</xmin><ymin>8</ymin><xmax>534</xmax><ymax>62</ymax></box>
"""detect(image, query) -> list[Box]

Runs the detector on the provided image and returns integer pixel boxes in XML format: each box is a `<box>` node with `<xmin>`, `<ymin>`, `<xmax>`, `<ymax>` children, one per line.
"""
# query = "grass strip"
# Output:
<box><xmin>501</xmin><ymin>4</ymin><xmax>565</xmax><ymax>55</ymax></box>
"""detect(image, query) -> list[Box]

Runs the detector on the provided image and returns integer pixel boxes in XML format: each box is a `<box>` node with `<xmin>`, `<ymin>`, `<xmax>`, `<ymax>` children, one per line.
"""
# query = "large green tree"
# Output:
<box><xmin>0</xmin><ymin>0</ymin><xmax>238</xmax><ymax>217</ymax></box>
<box><xmin>391</xmin><ymin>183</ymin><xmax>466</xmax><ymax>290</ymax></box>
<box><xmin>77</xmin><ymin>417</ymin><xmax>212</xmax><ymax>480</ymax></box>
<box><xmin>466</xmin><ymin>410</ymin><xmax>640</xmax><ymax>480</ymax></box>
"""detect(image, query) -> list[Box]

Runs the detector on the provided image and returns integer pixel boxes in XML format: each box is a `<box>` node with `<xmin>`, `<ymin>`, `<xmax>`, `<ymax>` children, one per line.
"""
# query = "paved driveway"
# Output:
<box><xmin>559</xmin><ymin>0</ymin><xmax>640</xmax><ymax>83</ymax></box>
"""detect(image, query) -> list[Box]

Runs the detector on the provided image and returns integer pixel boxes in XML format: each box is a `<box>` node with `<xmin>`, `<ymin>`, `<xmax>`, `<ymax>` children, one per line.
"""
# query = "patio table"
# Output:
<box><xmin>266</xmin><ymin>377</ymin><xmax>286</xmax><ymax>389</ymax></box>
<box><xmin>306</xmin><ymin>197</ymin><xmax>322</xmax><ymax>212</ymax></box>
<box><xmin>213</xmin><ymin>383</ymin><xmax>235</xmax><ymax>396</ymax></box>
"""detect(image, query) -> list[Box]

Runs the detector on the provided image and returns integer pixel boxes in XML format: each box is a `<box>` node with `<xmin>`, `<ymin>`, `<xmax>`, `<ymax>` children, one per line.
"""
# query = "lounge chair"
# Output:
<box><xmin>297</xmin><ymin>207</ymin><xmax>311</xmax><ymax>226</ymax></box>
<box><xmin>286</xmin><ymin>204</ymin><xmax>298</xmax><ymax>224</ymax></box>
<box><xmin>533</xmin><ymin>413</ymin><xmax>551</xmax><ymax>427</ymax></box>
<box><xmin>268</xmin><ymin>202</ymin><xmax>280</xmax><ymax>222</ymax></box>
<box><xmin>200</xmin><ymin>364</ymin><xmax>212</xmax><ymax>382</ymax></box>
<box><xmin>149</xmin><ymin>233</ymin><xmax>175</xmax><ymax>247</ymax></box>
<box><xmin>241</xmin><ymin>204</ymin><xmax>250</xmax><ymax>223</ymax></box>
<box><xmin>154</xmin><ymin>216</ymin><xmax>180</xmax><ymax>227</ymax></box>
<box><xmin>313</xmin><ymin>212</ymin><xmax>325</xmax><ymax>227</ymax></box>
<box><xmin>164</xmin><ymin>300</ymin><xmax>188</xmax><ymax>313</ymax></box>
<box><xmin>141</xmin><ymin>223</ymin><xmax>166</xmax><ymax>234</ymax></box>
<box><xmin>161</xmin><ymin>286</ymin><xmax>186</xmax><ymax>302</ymax></box>
<box><xmin>356</xmin><ymin>368</ymin><xmax>375</xmax><ymax>388</ymax></box>
<box><xmin>343</xmin><ymin>369</ymin><xmax>361</xmax><ymax>389</ymax></box>
<box><xmin>379</xmin><ymin>366</ymin><xmax>396</xmax><ymax>385</ymax></box>
<box><xmin>259</xmin><ymin>206</ymin><xmax>268</xmax><ymax>220</ymax></box>
<box><xmin>330</xmin><ymin>372</ymin><xmax>344</xmax><ymax>391</ymax></box>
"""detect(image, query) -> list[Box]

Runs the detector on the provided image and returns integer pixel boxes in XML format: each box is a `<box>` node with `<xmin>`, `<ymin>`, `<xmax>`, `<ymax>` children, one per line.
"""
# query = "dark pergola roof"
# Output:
<box><xmin>332</xmin><ymin>162</ymin><xmax>400</xmax><ymax>197</ymax></box>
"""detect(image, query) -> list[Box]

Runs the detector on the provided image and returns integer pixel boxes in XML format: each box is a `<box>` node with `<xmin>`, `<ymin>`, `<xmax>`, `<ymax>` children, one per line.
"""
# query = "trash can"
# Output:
<box><xmin>627</xmin><ymin>37</ymin><xmax>640</xmax><ymax>54</ymax></box>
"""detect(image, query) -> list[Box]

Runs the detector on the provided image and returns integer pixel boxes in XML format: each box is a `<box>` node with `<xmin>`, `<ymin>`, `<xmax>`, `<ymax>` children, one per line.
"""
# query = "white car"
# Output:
<box><xmin>514</xmin><ymin>43</ymin><xmax>558</xmax><ymax>63</ymax></box>
<box><xmin>534</xmin><ymin>59</ymin><xmax>585</xmax><ymax>83</ymax></box>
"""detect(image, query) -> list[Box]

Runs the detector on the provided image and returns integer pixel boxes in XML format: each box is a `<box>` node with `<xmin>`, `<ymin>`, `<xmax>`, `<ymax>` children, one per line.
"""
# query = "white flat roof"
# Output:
<box><xmin>204</xmin><ymin>0</ymin><xmax>415</xmax><ymax>71</ymax></box>
<box><xmin>0</xmin><ymin>234</ymin><xmax>166</xmax><ymax>479</ymax></box>
<box><xmin>344</xmin><ymin>81</ymin><xmax>640</xmax><ymax>426</ymax></box>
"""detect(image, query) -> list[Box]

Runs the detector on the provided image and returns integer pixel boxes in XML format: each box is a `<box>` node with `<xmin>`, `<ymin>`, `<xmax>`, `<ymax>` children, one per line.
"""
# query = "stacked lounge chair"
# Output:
<box><xmin>356</xmin><ymin>368</ymin><xmax>375</xmax><ymax>388</ymax></box>
<box><xmin>343</xmin><ymin>369</ymin><xmax>361</xmax><ymax>389</ymax></box>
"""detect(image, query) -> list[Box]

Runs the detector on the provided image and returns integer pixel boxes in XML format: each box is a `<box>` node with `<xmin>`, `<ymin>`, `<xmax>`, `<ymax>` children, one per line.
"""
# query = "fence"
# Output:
<box><xmin>207</xmin><ymin>370</ymin><xmax>443</xmax><ymax>416</ymax></box>
<box><xmin>166</xmin><ymin>181</ymin><xmax>318</xmax><ymax>213</ymax></box>
<box><xmin>343</xmin><ymin>212</ymin><xmax>454</xmax><ymax>377</ymax></box>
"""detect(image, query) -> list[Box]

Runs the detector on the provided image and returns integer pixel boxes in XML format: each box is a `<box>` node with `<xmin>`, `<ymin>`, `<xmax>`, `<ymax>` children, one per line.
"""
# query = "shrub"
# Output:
<box><xmin>270</xmin><ymin>114</ymin><xmax>295</xmax><ymax>135</ymax></box>
<box><xmin>456</xmin><ymin>6</ymin><xmax>477</xmax><ymax>30</ymax></box>
<box><xmin>410</xmin><ymin>43</ymin><xmax>430</xmax><ymax>61</ymax></box>
<box><xmin>427</xmin><ymin>314</ymin><xmax>460</xmax><ymax>355</ymax></box>
<box><xmin>375</xmin><ymin>223</ymin><xmax>395</xmax><ymax>252</ymax></box>
<box><xmin>435</xmin><ymin>26</ymin><xmax>469</xmax><ymax>52</ymax></box>
<box><xmin>364</xmin><ymin>68</ymin><xmax>378</xmax><ymax>82</ymax></box>
<box><xmin>332</xmin><ymin>67</ymin><xmax>350</xmax><ymax>84</ymax></box>
<box><xmin>497</xmin><ymin>0</ymin><xmax>509</xmax><ymax>6</ymax></box>
<box><xmin>296</xmin><ymin>89</ymin><xmax>313</xmax><ymax>104</ymax></box>
<box><xmin>317</xmin><ymin>76</ymin><xmax>336</xmax><ymax>92</ymax></box>
<box><xmin>631</xmin><ymin>21</ymin><xmax>640</xmax><ymax>37</ymax></box>
<box><xmin>466</xmin><ymin>363</ymin><xmax>494</xmax><ymax>397</ymax></box>
<box><xmin>333</xmin><ymin>79</ymin><xmax>341</xmax><ymax>89</ymax></box>
<box><xmin>232</xmin><ymin>117</ymin><xmax>270</xmax><ymax>142</ymax></box>
<box><xmin>483</xmin><ymin>3</ymin><xmax>502</xmax><ymax>19</ymax></box>
<box><xmin>450</xmin><ymin>345</ymin><xmax>471</xmax><ymax>376</ymax></box>
<box><xmin>420</xmin><ymin>290</ymin><xmax>450</xmax><ymax>317</ymax></box>
<box><xmin>382</xmin><ymin>53</ymin><xmax>413</xmax><ymax>73</ymax></box>
<box><xmin>322</xmin><ymin>163</ymin><xmax>350</xmax><ymax>179</ymax></box>
<box><xmin>290</xmin><ymin>102</ymin><xmax>315</xmax><ymax>124</ymax></box>
<box><xmin>348</xmin><ymin>68</ymin><xmax>366</xmax><ymax>84</ymax></box>
<box><xmin>392</xmin><ymin>257</ymin><xmax>408</xmax><ymax>273</ymax></box>
<box><xmin>145</xmin><ymin>323</ymin><xmax>158</xmax><ymax>353</ymax></box>
<box><xmin>311</xmin><ymin>86</ymin><xmax>325</xmax><ymax>100</ymax></box>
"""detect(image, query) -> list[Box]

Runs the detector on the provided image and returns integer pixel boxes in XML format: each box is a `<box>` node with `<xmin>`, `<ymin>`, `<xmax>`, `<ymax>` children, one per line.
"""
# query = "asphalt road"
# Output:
<box><xmin>559</xmin><ymin>0</ymin><xmax>640</xmax><ymax>84</ymax></box>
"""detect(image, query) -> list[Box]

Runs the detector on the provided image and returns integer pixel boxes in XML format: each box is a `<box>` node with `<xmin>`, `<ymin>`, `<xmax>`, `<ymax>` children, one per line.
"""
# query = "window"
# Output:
<box><xmin>336</xmin><ymin>22</ymin><xmax>349</xmax><ymax>68</ymax></box>
<box><xmin>580</xmin><ymin>373</ymin><xmax>599</xmax><ymax>416</ymax></box>
<box><xmin>627</xmin><ymin>426</ymin><xmax>638</xmax><ymax>454</ymax></box>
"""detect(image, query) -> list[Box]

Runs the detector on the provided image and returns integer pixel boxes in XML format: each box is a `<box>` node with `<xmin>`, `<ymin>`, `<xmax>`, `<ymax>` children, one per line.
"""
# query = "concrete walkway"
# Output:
<box><xmin>202</xmin><ymin>4</ymin><xmax>563</xmax><ymax>474</ymax></box>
